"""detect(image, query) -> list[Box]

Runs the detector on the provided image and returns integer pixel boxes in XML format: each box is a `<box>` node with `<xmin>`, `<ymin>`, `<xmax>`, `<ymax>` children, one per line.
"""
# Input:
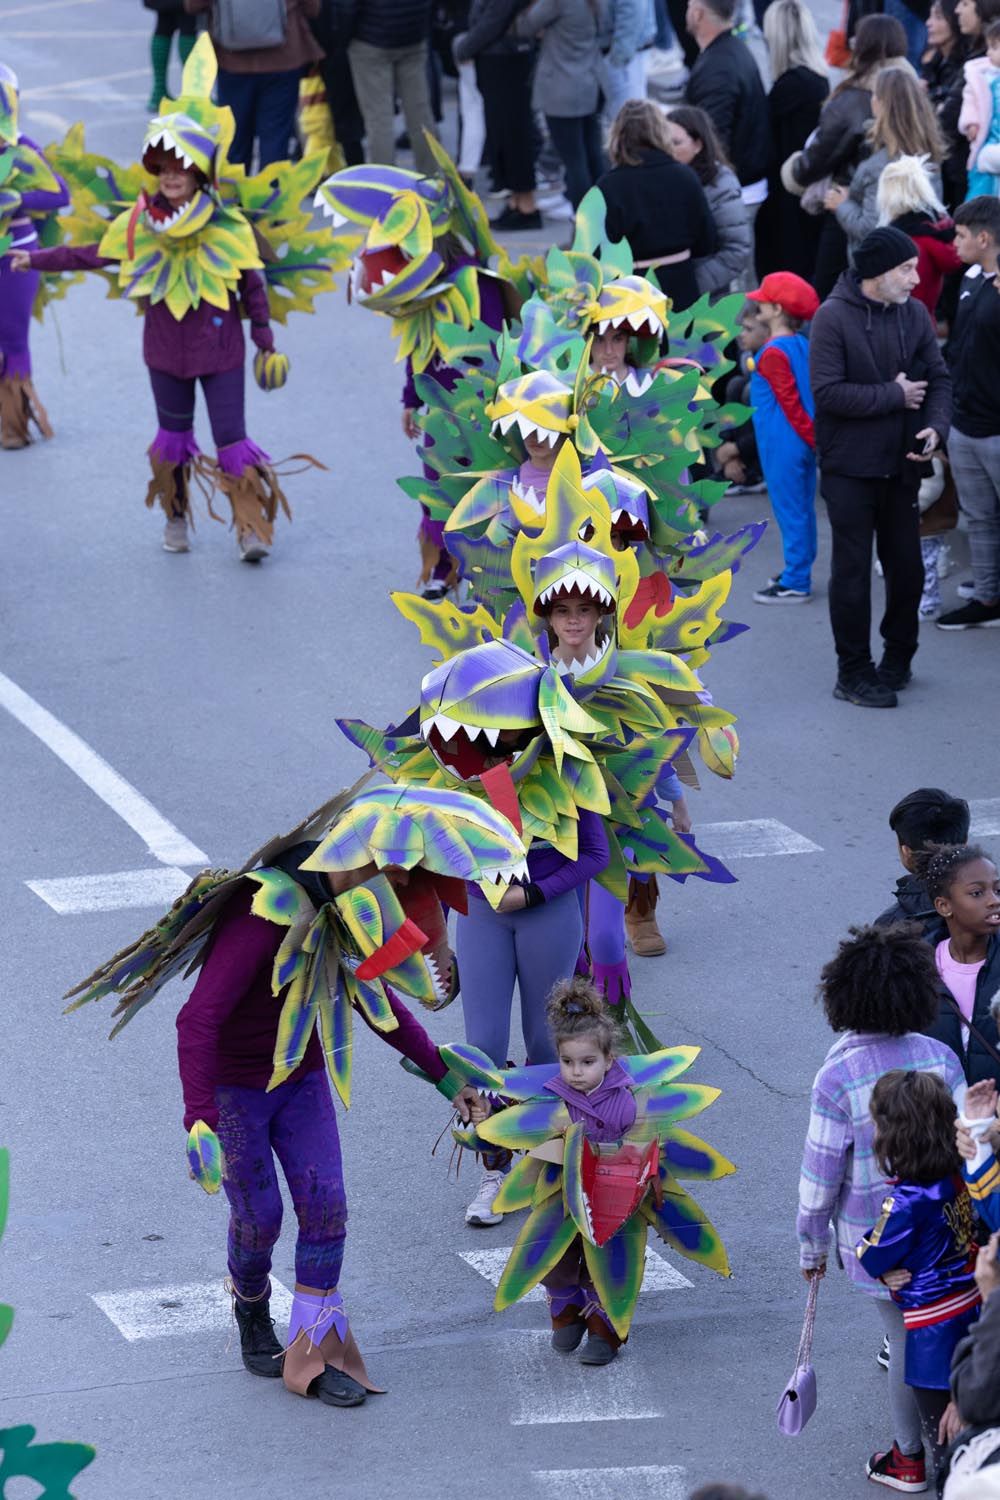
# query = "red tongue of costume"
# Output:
<box><xmin>581</xmin><ymin>1137</ymin><xmax>660</xmax><ymax>1246</ymax></box>
<box><xmin>359</xmin><ymin>245</ymin><xmax>410</xmax><ymax>295</ymax></box>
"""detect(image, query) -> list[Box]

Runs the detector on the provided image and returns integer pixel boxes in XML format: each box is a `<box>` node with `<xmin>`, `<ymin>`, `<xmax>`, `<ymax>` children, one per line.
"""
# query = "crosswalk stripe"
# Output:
<box><xmin>27</xmin><ymin>866</ymin><xmax>193</xmax><ymax>914</ymax></box>
<box><xmin>92</xmin><ymin>1279</ymin><xmax>293</xmax><ymax>1341</ymax></box>
<box><xmin>530</xmin><ymin>1467</ymin><xmax>688</xmax><ymax>1498</ymax></box>
<box><xmin>697</xmin><ymin>818</ymin><xmax>822</xmax><ymax>858</ymax></box>
<box><xmin>507</xmin><ymin>1331</ymin><xmax>663</xmax><ymax>1425</ymax></box>
<box><xmin>970</xmin><ymin>798</ymin><xmax>1000</xmax><ymax>838</ymax></box>
<box><xmin>458</xmin><ymin>1245</ymin><xmax>692</xmax><ymax>1301</ymax></box>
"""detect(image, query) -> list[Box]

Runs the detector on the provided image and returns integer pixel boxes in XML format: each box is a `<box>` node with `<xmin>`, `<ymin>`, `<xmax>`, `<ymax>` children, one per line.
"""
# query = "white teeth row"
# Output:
<box><xmin>611</xmin><ymin>506</ymin><xmax>640</xmax><ymax>524</ymax></box>
<box><xmin>624</xmin><ymin>370</ymin><xmax>654</xmax><ymax>396</ymax></box>
<box><xmin>559</xmin><ymin>638</ymin><xmax>611</xmax><ymax>678</ymax></box>
<box><xmin>510</xmin><ymin>477</ymin><xmax>545</xmax><ymax>514</ymax></box>
<box><xmin>492</xmin><ymin>413</ymin><xmax>560</xmax><ymax>446</ymax></box>
<box><xmin>147</xmin><ymin>129</ymin><xmax>194</xmax><ymax>170</ymax></box>
<box><xmin>537</xmin><ymin>569</ymin><xmax>613</xmax><ymax>609</ymax></box>
<box><xmin>426</xmin><ymin>952</ymin><xmax>448</xmax><ymax>1001</ymax></box>
<box><xmin>421</xmin><ymin>712</ymin><xmax>501</xmax><ymax>746</ymax></box>
<box><xmin>315</xmin><ymin>195</ymin><xmax>349</xmax><ymax>228</ymax></box>
<box><xmin>595</xmin><ymin>310</ymin><xmax>664</xmax><ymax>335</ymax></box>
<box><xmin>150</xmin><ymin>202</ymin><xmax>190</xmax><ymax>232</ymax></box>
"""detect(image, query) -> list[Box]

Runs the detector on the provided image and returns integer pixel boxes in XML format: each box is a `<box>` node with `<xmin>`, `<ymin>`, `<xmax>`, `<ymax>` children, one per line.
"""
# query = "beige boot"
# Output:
<box><xmin>624</xmin><ymin>875</ymin><xmax>666</xmax><ymax>957</ymax></box>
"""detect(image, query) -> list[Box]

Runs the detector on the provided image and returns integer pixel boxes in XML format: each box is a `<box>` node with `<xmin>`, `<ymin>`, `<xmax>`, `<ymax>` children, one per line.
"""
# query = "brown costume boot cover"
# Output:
<box><xmin>624</xmin><ymin>875</ymin><xmax>666</xmax><ymax>957</ymax></box>
<box><xmin>0</xmin><ymin>376</ymin><xmax>53</xmax><ymax>449</ymax></box>
<box><xmin>281</xmin><ymin>1286</ymin><xmax>385</xmax><ymax>1398</ymax></box>
<box><xmin>197</xmin><ymin>453</ymin><xmax>325</xmax><ymax>547</ymax></box>
<box><xmin>145</xmin><ymin>456</ymin><xmax>193</xmax><ymax>521</ymax></box>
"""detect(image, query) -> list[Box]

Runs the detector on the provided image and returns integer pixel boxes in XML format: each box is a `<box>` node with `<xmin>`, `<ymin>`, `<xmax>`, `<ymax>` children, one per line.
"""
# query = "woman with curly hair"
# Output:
<box><xmin>796</xmin><ymin>924</ymin><xmax>964</xmax><ymax>1495</ymax></box>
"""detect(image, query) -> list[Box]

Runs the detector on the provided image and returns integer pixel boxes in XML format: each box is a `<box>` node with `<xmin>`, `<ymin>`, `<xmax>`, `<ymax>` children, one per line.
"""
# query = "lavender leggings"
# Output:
<box><xmin>455</xmin><ymin>890</ymin><xmax>583</xmax><ymax>1067</ymax></box>
<box><xmin>215</xmin><ymin>1071</ymin><xmax>347</xmax><ymax>1299</ymax></box>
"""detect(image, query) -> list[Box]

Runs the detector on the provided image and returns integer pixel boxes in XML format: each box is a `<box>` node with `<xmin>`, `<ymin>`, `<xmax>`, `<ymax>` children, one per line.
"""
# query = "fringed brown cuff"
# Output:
<box><xmin>144</xmin><ymin>455</ymin><xmax>197</xmax><ymax>521</ymax></box>
<box><xmin>0</xmin><ymin>376</ymin><xmax>53</xmax><ymax>449</ymax></box>
<box><xmin>195</xmin><ymin>453</ymin><xmax>325</xmax><ymax>546</ymax></box>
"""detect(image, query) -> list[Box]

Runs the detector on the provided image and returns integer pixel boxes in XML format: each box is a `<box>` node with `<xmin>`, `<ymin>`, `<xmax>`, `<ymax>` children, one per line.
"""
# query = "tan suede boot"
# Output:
<box><xmin>624</xmin><ymin>875</ymin><xmax>666</xmax><ymax>957</ymax></box>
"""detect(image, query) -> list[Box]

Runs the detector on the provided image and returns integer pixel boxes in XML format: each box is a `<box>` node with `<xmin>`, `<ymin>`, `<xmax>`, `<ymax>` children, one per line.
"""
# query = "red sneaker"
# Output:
<box><xmin>866</xmin><ymin>1443</ymin><xmax>928</xmax><ymax>1492</ymax></box>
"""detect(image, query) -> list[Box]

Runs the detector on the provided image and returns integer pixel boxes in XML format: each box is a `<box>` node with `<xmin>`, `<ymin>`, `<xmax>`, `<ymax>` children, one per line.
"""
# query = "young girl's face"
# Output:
<box><xmin>523</xmin><ymin>431</ymin><xmax>564</xmax><ymax>469</ymax></box>
<box><xmin>547</xmin><ymin>596</ymin><xmax>601</xmax><ymax>655</ymax></box>
<box><xmin>937</xmin><ymin>857</ymin><xmax>1000</xmax><ymax>935</ymax></box>
<box><xmin>591</xmin><ymin>327</ymin><xmax>630</xmax><ymax>377</ymax></box>
<box><xmin>159</xmin><ymin>160</ymin><xmax>199</xmax><ymax>206</ymax></box>
<box><xmin>988</xmin><ymin>36</ymin><xmax>1000</xmax><ymax>65</ymax></box>
<box><xmin>558</xmin><ymin>1035</ymin><xmax>611</xmax><ymax>1094</ymax></box>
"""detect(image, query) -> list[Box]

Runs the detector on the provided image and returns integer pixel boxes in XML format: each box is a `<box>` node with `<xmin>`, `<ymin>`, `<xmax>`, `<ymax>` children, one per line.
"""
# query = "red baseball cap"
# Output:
<box><xmin>747</xmin><ymin>272</ymin><xmax>820</xmax><ymax>321</ymax></box>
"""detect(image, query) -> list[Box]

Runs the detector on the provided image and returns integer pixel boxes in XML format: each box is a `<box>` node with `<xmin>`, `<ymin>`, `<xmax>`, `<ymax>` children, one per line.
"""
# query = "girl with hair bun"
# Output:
<box><xmin>918</xmin><ymin>844</ymin><xmax>1000</xmax><ymax>1084</ymax></box>
<box><xmin>539</xmin><ymin>977</ymin><xmax>638</xmax><ymax>1365</ymax></box>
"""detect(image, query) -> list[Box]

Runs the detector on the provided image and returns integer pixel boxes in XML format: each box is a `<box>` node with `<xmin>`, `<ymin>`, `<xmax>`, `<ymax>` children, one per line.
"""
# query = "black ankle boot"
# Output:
<box><xmin>234</xmin><ymin>1298</ymin><xmax>284</xmax><ymax>1377</ymax></box>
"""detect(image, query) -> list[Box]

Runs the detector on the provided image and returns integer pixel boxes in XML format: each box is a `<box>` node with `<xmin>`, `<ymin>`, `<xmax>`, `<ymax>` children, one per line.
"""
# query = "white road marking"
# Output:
<box><xmin>23</xmin><ymin>67</ymin><xmax>149</xmax><ymax>97</ymax></box>
<box><xmin>92</xmin><ymin>1279</ymin><xmax>294</xmax><ymax>1342</ymax></box>
<box><xmin>697</xmin><ymin>817</ymin><xmax>822</xmax><ymax>859</ymax></box>
<box><xmin>19</xmin><ymin>108</ymin><xmax>72</xmax><ymax>135</ymax></box>
<box><xmin>531</xmin><ymin>1467</ymin><xmax>688</xmax><ymax>1499</ymax></box>
<box><xmin>459</xmin><ymin>1245</ymin><xmax>692</xmax><ymax>1301</ymax></box>
<box><xmin>507</xmin><ymin>1331</ymin><xmax>663</xmax><ymax>1425</ymax></box>
<box><xmin>0</xmin><ymin>670</ymin><xmax>208</xmax><ymax>866</ymax></box>
<box><xmin>3</xmin><ymin>0</ymin><xmax>102</xmax><ymax>15</ymax></box>
<box><xmin>27</xmin><ymin>867</ymin><xmax>193</xmax><ymax>916</ymax></box>
<box><xmin>7</xmin><ymin>29</ymin><xmax>149</xmax><ymax>38</ymax></box>
<box><xmin>970</xmin><ymin>798</ymin><xmax>1000</xmax><ymax>838</ymax></box>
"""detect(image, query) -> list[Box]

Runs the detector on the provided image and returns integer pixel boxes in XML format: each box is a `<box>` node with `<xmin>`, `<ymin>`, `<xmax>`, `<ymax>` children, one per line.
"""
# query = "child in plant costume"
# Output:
<box><xmin>462</xmin><ymin>982</ymin><xmax>734</xmax><ymax>1363</ymax></box>
<box><xmin>0</xmin><ymin>64</ymin><xmax>69</xmax><ymax>448</ymax></box>
<box><xmin>15</xmin><ymin>38</ymin><xmax>335</xmax><ymax>560</ymax></box>
<box><xmin>65</xmin><ymin>779</ymin><xmax>527</xmax><ymax>1409</ymax></box>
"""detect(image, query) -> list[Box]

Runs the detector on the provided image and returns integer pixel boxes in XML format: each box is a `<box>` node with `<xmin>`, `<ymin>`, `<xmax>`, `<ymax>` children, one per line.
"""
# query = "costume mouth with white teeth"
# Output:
<box><xmin>144</xmin><ymin>187</ymin><xmax>216</xmax><ymax>238</ymax></box>
<box><xmin>484</xmin><ymin>370</ymin><xmax>577</xmax><ymax>459</ymax></box>
<box><xmin>588</xmin><ymin>274</ymin><xmax>669</xmax><ymax>344</ymax></box>
<box><xmin>581</xmin><ymin>467</ymin><xmax>652</xmax><ymax>542</ymax></box>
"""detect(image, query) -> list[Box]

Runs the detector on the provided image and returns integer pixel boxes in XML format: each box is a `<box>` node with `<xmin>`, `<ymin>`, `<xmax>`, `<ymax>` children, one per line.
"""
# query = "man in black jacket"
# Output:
<box><xmin>348</xmin><ymin>0</ymin><xmax>437</xmax><ymax>174</ymax></box>
<box><xmin>683</xmin><ymin>0</ymin><xmax>768</xmax><ymax>196</ymax></box>
<box><xmin>810</xmin><ymin>226</ymin><xmax>952</xmax><ymax>708</ymax></box>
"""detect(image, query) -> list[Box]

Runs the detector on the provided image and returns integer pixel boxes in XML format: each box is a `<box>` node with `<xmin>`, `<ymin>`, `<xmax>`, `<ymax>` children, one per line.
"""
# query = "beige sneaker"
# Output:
<box><xmin>238</xmin><ymin>529</ymin><xmax>269</xmax><ymax>563</ymax></box>
<box><xmin>162</xmin><ymin>515</ymin><xmax>190</xmax><ymax>552</ymax></box>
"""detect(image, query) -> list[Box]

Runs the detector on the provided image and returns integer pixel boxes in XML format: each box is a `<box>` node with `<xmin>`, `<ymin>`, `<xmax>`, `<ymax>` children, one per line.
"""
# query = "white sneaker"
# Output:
<box><xmin>465</xmin><ymin>1168</ymin><xmax>506</xmax><ymax>1227</ymax></box>
<box><xmin>162</xmin><ymin>515</ymin><xmax>190</xmax><ymax>552</ymax></box>
<box><xmin>238</xmin><ymin>529</ymin><xmax>269</xmax><ymax>563</ymax></box>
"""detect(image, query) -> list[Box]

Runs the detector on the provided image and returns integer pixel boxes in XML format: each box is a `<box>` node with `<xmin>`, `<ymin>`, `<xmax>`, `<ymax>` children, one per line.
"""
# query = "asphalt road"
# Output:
<box><xmin>1</xmin><ymin>5</ymin><xmax>997</xmax><ymax>1498</ymax></box>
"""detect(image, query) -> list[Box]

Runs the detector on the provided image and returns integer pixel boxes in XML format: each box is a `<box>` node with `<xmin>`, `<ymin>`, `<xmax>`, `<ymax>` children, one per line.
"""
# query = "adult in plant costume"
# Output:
<box><xmin>0</xmin><ymin>64</ymin><xmax>69</xmax><ymax>448</ymax></box>
<box><xmin>314</xmin><ymin>142</ymin><xmax>530</xmax><ymax>595</ymax></box>
<box><xmin>13</xmin><ymin>38</ymin><xmax>340</xmax><ymax>560</ymax></box>
<box><xmin>64</xmin><ymin>778</ymin><xmax>526</xmax><ymax>1408</ymax></box>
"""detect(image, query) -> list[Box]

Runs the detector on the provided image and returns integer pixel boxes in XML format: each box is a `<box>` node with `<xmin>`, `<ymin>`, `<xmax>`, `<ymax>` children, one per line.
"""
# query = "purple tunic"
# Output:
<box><xmin>0</xmin><ymin>133</ymin><xmax>69</xmax><ymax>379</ymax></box>
<box><xmin>544</xmin><ymin>1058</ymin><xmax>638</xmax><ymax>1142</ymax></box>
<box><xmin>28</xmin><ymin>237</ymin><xmax>273</xmax><ymax>378</ymax></box>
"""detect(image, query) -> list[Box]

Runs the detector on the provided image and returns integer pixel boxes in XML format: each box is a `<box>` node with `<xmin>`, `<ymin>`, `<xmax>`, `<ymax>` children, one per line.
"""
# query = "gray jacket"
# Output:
<box><xmin>836</xmin><ymin>147</ymin><xmax>944</xmax><ymax>254</ymax></box>
<box><xmin>694</xmin><ymin>165</ymin><xmax>751</xmax><ymax>294</ymax></box>
<box><xmin>517</xmin><ymin>0</ymin><xmax>606</xmax><ymax>117</ymax></box>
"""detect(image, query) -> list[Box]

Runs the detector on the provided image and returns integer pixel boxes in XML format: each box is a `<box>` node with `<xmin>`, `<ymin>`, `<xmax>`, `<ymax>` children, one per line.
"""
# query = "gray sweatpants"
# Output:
<box><xmin>347</xmin><ymin>39</ymin><xmax>437</xmax><ymax>176</ymax></box>
<box><xmin>873</xmin><ymin>1297</ymin><xmax>924</xmax><ymax>1457</ymax></box>
<box><xmin>948</xmin><ymin>426</ymin><xmax>1000</xmax><ymax>601</ymax></box>
<box><xmin>456</xmin><ymin>890</ymin><xmax>584</xmax><ymax>1067</ymax></box>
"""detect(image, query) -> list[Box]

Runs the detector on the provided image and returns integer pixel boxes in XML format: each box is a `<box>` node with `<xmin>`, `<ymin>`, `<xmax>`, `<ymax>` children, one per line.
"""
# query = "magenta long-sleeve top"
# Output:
<box><xmin>27</xmin><ymin>240</ymin><xmax>273</xmax><ymax>378</ymax></box>
<box><xmin>175</xmin><ymin>887</ymin><xmax>447</xmax><ymax>1130</ymax></box>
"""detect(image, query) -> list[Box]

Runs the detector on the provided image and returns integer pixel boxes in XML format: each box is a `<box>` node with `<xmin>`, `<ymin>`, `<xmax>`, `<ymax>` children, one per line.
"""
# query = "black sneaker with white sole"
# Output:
<box><xmin>833</xmin><ymin>676</ymin><xmax>897</xmax><ymax>708</ymax></box>
<box><xmin>753</xmin><ymin>582</ymin><xmax>810</xmax><ymax>603</ymax></box>
<box><xmin>937</xmin><ymin>599</ymin><xmax>1000</xmax><ymax>629</ymax></box>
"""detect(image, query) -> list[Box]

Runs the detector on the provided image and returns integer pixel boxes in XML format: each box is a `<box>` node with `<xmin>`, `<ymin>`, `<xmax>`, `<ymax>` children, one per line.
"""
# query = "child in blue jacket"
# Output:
<box><xmin>745</xmin><ymin>272</ymin><xmax>821</xmax><ymax>604</ymax></box>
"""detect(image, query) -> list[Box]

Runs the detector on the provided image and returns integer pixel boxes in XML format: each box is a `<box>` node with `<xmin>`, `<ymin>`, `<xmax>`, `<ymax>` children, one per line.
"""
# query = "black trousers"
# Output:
<box><xmin>820</xmin><ymin>471</ymin><xmax>923</xmax><ymax>680</ymax></box>
<box><xmin>545</xmin><ymin>113</ymin><xmax>605</xmax><ymax>209</ymax></box>
<box><xmin>475</xmin><ymin>52</ymin><xmax>537</xmax><ymax>194</ymax></box>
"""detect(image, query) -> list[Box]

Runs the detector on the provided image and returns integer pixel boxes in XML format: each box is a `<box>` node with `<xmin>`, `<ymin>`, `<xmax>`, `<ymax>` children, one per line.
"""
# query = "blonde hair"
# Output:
<box><xmin>607</xmin><ymin>98</ymin><xmax>674</xmax><ymax>167</ymax></box>
<box><xmin>546</xmin><ymin>976</ymin><xmax>620</xmax><ymax>1055</ymax></box>
<box><xmin>877</xmin><ymin>154</ymin><xmax>946</xmax><ymax>223</ymax></box>
<box><xmin>763</xmin><ymin>0</ymin><xmax>828</xmax><ymax>81</ymax></box>
<box><xmin>871</xmin><ymin>65</ymin><xmax>947</xmax><ymax>161</ymax></box>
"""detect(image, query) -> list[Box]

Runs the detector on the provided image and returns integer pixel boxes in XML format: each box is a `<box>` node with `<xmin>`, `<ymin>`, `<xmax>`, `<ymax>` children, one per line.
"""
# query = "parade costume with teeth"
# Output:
<box><xmin>314</xmin><ymin>144</ymin><xmax>529</xmax><ymax>592</ymax></box>
<box><xmin>27</xmin><ymin>38</ymin><xmax>340</xmax><ymax>558</ymax></box>
<box><xmin>0</xmin><ymin>64</ymin><xmax>69</xmax><ymax>449</ymax></box>
<box><xmin>65</xmin><ymin>779</ymin><xmax>526</xmax><ymax>1406</ymax></box>
<box><xmin>444</xmin><ymin>1044</ymin><xmax>733</xmax><ymax>1350</ymax></box>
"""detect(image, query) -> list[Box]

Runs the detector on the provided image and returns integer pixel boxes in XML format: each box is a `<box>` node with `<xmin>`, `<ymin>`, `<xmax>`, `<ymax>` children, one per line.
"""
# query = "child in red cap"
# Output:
<box><xmin>745</xmin><ymin>271</ymin><xmax>821</xmax><ymax>603</ymax></box>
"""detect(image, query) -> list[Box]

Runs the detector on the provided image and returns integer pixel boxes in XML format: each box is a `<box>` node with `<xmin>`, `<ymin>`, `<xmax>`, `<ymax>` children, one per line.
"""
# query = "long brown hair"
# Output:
<box><xmin>870</xmin><ymin>65</ymin><xmax>947</xmax><ymax>161</ymax></box>
<box><xmin>607</xmin><ymin>99</ymin><xmax>675</xmax><ymax>167</ymax></box>
<box><xmin>833</xmin><ymin>13</ymin><xmax>907</xmax><ymax>94</ymax></box>
<box><xmin>665</xmin><ymin>104</ymin><xmax>731</xmax><ymax>184</ymax></box>
<box><xmin>870</xmin><ymin>1070</ymin><xmax>961</xmax><ymax>1183</ymax></box>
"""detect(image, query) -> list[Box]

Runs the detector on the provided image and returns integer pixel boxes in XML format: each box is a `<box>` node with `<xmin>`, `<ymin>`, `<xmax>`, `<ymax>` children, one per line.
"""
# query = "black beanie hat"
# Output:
<box><xmin>854</xmin><ymin>226</ymin><xmax>919</xmax><ymax>280</ymax></box>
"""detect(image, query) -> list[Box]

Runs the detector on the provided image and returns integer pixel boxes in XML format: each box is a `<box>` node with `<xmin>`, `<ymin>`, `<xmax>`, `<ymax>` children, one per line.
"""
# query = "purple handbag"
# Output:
<box><xmin>776</xmin><ymin>1277</ymin><xmax>819</xmax><ymax>1436</ymax></box>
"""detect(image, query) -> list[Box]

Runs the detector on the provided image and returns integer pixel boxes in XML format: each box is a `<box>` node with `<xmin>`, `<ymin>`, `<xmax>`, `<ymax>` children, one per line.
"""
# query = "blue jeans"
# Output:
<box><xmin>883</xmin><ymin>0</ymin><xmax>927</xmax><ymax>71</ymax></box>
<box><xmin>216</xmin><ymin>67</ymin><xmax>302</xmax><ymax>170</ymax></box>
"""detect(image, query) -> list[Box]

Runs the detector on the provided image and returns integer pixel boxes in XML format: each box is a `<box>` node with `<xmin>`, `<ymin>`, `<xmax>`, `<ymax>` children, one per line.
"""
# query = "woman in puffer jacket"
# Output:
<box><xmin>829</xmin><ymin>65</ymin><xmax>946</xmax><ymax>259</ymax></box>
<box><xmin>666</xmin><ymin>104</ymin><xmax>751</xmax><ymax>294</ymax></box>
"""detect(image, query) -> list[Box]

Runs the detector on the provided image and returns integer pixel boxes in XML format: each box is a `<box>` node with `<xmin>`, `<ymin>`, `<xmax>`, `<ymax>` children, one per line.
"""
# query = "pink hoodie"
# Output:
<box><xmin>960</xmin><ymin>54</ymin><xmax>999</xmax><ymax>171</ymax></box>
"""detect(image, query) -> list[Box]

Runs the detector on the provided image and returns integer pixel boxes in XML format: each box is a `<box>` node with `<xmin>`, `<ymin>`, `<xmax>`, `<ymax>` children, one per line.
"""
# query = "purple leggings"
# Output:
<box><xmin>0</xmin><ymin>235</ymin><xmax>38</xmax><ymax>380</ymax></box>
<box><xmin>215</xmin><ymin>1071</ymin><xmax>347</xmax><ymax>1298</ymax></box>
<box><xmin>149</xmin><ymin>365</ymin><xmax>246</xmax><ymax>449</ymax></box>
